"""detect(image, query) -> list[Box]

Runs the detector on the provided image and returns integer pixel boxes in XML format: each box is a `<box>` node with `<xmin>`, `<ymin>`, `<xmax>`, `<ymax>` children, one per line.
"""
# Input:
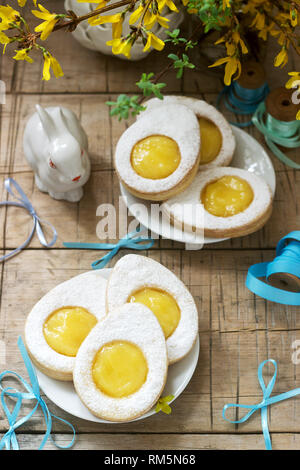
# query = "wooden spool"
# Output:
<box><xmin>238</xmin><ymin>61</ymin><xmax>266</xmax><ymax>90</ymax></box>
<box><xmin>268</xmin><ymin>272</ymin><xmax>300</xmax><ymax>293</ymax></box>
<box><xmin>266</xmin><ymin>87</ymin><xmax>300</xmax><ymax>122</ymax></box>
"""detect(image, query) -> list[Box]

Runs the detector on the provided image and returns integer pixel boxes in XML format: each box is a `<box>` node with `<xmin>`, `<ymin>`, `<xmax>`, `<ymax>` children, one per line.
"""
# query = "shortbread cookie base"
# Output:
<box><xmin>114</xmin><ymin>104</ymin><xmax>201</xmax><ymax>200</ymax></box>
<box><xmin>138</xmin><ymin>95</ymin><xmax>236</xmax><ymax>171</ymax></box>
<box><xmin>73</xmin><ymin>303</ymin><xmax>168</xmax><ymax>422</ymax></box>
<box><xmin>162</xmin><ymin>167</ymin><xmax>273</xmax><ymax>239</ymax></box>
<box><xmin>25</xmin><ymin>271</ymin><xmax>108</xmax><ymax>381</ymax></box>
<box><xmin>120</xmin><ymin>150</ymin><xmax>201</xmax><ymax>201</ymax></box>
<box><xmin>106</xmin><ymin>254</ymin><xmax>199</xmax><ymax>364</ymax></box>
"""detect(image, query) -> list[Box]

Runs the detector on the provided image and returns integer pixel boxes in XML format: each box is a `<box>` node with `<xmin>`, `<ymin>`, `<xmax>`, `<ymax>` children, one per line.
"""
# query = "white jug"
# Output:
<box><xmin>64</xmin><ymin>0</ymin><xmax>184</xmax><ymax>61</ymax></box>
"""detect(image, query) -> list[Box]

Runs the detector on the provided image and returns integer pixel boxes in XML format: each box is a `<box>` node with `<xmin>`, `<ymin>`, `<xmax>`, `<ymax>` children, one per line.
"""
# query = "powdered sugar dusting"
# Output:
<box><xmin>162</xmin><ymin>167</ymin><xmax>273</xmax><ymax>232</ymax></box>
<box><xmin>73</xmin><ymin>303</ymin><xmax>168</xmax><ymax>422</ymax></box>
<box><xmin>25</xmin><ymin>271</ymin><xmax>108</xmax><ymax>379</ymax></box>
<box><xmin>138</xmin><ymin>95</ymin><xmax>235</xmax><ymax>170</ymax></box>
<box><xmin>106</xmin><ymin>254</ymin><xmax>199</xmax><ymax>364</ymax></box>
<box><xmin>114</xmin><ymin>104</ymin><xmax>200</xmax><ymax>194</ymax></box>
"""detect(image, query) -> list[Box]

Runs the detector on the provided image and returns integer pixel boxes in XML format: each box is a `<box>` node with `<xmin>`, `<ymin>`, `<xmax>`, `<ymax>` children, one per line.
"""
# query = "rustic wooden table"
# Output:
<box><xmin>0</xmin><ymin>1</ymin><xmax>300</xmax><ymax>451</ymax></box>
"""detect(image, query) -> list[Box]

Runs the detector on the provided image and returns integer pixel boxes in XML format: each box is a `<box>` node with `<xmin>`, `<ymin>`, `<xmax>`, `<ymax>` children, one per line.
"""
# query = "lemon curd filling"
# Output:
<box><xmin>128</xmin><ymin>288</ymin><xmax>180</xmax><ymax>339</ymax></box>
<box><xmin>92</xmin><ymin>341</ymin><xmax>148</xmax><ymax>398</ymax></box>
<box><xmin>201</xmin><ymin>175</ymin><xmax>254</xmax><ymax>217</ymax></box>
<box><xmin>43</xmin><ymin>306</ymin><xmax>97</xmax><ymax>357</ymax></box>
<box><xmin>198</xmin><ymin>118</ymin><xmax>222</xmax><ymax>164</ymax></box>
<box><xmin>131</xmin><ymin>135</ymin><xmax>181</xmax><ymax>179</ymax></box>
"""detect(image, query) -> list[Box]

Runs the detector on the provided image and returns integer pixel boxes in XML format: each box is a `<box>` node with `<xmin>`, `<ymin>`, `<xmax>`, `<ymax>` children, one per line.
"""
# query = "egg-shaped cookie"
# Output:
<box><xmin>162</xmin><ymin>167</ymin><xmax>273</xmax><ymax>238</ymax></box>
<box><xmin>114</xmin><ymin>103</ymin><xmax>201</xmax><ymax>201</ymax></box>
<box><xmin>137</xmin><ymin>95</ymin><xmax>235</xmax><ymax>170</ymax></box>
<box><xmin>73</xmin><ymin>302</ymin><xmax>168</xmax><ymax>422</ymax></box>
<box><xmin>106</xmin><ymin>254</ymin><xmax>199</xmax><ymax>364</ymax></box>
<box><xmin>25</xmin><ymin>271</ymin><xmax>107</xmax><ymax>381</ymax></box>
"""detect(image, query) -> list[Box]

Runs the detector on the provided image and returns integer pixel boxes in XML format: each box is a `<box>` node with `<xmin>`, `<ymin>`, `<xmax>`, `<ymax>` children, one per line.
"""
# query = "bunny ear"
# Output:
<box><xmin>36</xmin><ymin>105</ymin><xmax>57</xmax><ymax>143</ymax></box>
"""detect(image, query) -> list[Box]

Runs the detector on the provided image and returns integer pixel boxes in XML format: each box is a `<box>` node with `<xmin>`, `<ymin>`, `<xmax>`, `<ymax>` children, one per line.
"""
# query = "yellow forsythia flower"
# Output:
<box><xmin>145</xmin><ymin>13</ymin><xmax>170</xmax><ymax>29</ymax></box>
<box><xmin>0</xmin><ymin>30</ymin><xmax>10</xmax><ymax>54</ymax></box>
<box><xmin>224</xmin><ymin>57</ymin><xmax>241</xmax><ymax>85</ymax></box>
<box><xmin>155</xmin><ymin>395</ymin><xmax>174</xmax><ymax>414</ymax></box>
<box><xmin>232</xmin><ymin>31</ymin><xmax>248</xmax><ymax>54</ymax></box>
<box><xmin>42</xmin><ymin>52</ymin><xmax>64</xmax><ymax>81</ymax></box>
<box><xmin>0</xmin><ymin>5</ymin><xmax>21</xmax><ymax>31</ymax></box>
<box><xmin>17</xmin><ymin>0</ymin><xmax>37</xmax><ymax>6</ymax></box>
<box><xmin>77</xmin><ymin>0</ymin><xmax>108</xmax><ymax>9</ymax></box>
<box><xmin>106</xmin><ymin>38</ymin><xmax>132</xmax><ymax>58</ymax></box>
<box><xmin>286</xmin><ymin>72</ymin><xmax>300</xmax><ymax>89</ymax></box>
<box><xmin>129</xmin><ymin>4</ymin><xmax>144</xmax><ymax>25</ymax></box>
<box><xmin>250</xmin><ymin>11</ymin><xmax>265</xmax><ymax>30</ymax></box>
<box><xmin>274</xmin><ymin>47</ymin><xmax>288</xmax><ymax>68</ymax></box>
<box><xmin>0</xmin><ymin>30</ymin><xmax>10</xmax><ymax>45</ymax></box>
<box><xmin>143</xmin><ymin>32</ymin><xmax>165</xmax><ymax>52</ymax></box>
<box><xmin>290</xmin><ymin>8</ymin><xmax>298</xmax><ymax>27</ymax></box>
<box><xmin>257</xmin><ymin>21</ymin><xmax>276</xmax><ymax>41</ymax></box>
<box><xmin>222</xmin><ymin>0</ymin><xmax>231</xmax><ymax>9</ymax></box>
<box><xmin>89</xmin><ymin>13</ymin><xmax>123</xmax><ymax>37</ymax></box>
<box><xmin>129</xmin><ymin>4</ymin><xmax>153</xmax><ymax>26</ymax></box>
<box><xmin>32</xmin><ymin>4</ymin><xmax>59</xmax><ymax>40</ymax></box>
<box><xmin>13</xmin><ymin>48</ymin><xmax>33</xmax><ymax>62</ymax></box>
<box><xmin>209</xmin><ymin>56</ymin><xmax>241</xmax><ymax>86</ymax></box>
<box><xmin>158</xmin><ymin>0</ymin><xmax>178</xmax><ymax>12</ymax></box>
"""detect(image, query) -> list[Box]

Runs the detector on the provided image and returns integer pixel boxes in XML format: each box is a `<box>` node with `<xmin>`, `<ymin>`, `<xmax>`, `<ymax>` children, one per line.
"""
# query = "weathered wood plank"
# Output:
<box><xmin>0</xmin><ymin>432</ymin><xmax>299</xmax><ymax>450</ymax></box>
<box><xmin>1</xmin><ymin>249</ymin><xmax>300</xmax><ymax>436</ymax></box>
<box><xmin>1</xmin><ymin>167</ymin><xmax>299</xmax><ymax>250</ymax></box>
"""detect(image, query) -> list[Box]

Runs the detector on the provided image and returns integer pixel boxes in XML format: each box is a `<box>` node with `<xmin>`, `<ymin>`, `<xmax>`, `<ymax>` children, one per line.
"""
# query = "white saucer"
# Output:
<box><xmin>120</xmin><ymin>126</ymin><xmax>276</xmax><ymax>246</ymax></box>
<box><xmin>36</xmin><ymin>268</ymin><xmax>200</xmax><ymax>423</ymax></box>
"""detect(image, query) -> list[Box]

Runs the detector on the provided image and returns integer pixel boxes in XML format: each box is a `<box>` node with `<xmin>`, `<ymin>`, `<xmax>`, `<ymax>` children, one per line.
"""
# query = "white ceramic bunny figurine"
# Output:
<box><xmin>23</xmin><ymin>105</ymin><xmax>91</xmax><ymax>202</ymax></box>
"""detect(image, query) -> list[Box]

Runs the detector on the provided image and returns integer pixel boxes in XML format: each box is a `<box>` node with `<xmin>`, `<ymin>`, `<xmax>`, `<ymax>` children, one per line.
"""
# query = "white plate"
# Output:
<box><xmin>120</xmin><ymin>126</ymin><xmax>276</xmax><ymax>246</ymax></box>
<box><xmin>36</xmin><ymin>268</ymin><xmax>200</xmax><ymax>423</ymax></box>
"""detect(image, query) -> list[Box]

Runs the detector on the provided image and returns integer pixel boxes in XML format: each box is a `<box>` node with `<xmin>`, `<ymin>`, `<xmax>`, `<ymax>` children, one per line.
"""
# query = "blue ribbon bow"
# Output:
<box><xmin>217</xmin><ymin>80</ymin><xmax>270</xmax><ymax>128</ymax></box>
<box><xmin>223</xmin><ymin>359</ymin><xmax>300</xmax><ymax>450</ymax></box>
<box><xmin>0</xmin><ymin>178</ymin><xmax>57</xmax><ymax>262</ymax></box>
<box><xmin>246</xmin><ymin>231</ymin><xmax>300</xmax><ymax>305</ymax></box>
<box><xmin>63</xmin><ymin>226</ymin><xmax>155</xmax><ymax>269</ymax></box>
<box><xmin>0</xmin><ymin>336</ymin><xmax>75</xmax><ymax>450</ymax></box>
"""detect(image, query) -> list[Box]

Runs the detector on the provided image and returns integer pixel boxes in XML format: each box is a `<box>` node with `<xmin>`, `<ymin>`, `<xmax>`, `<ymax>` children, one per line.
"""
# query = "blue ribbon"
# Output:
<box><xmin>252</xmin><ymin>102</ymin><xmax>300</xmax><ymax>169</ymax></box>
<box><xmin>246</xmin><ymin>231</ymin><xmax>300</xmax><ymax>305</ymax></box>
<box><xmin>217</xmin><ymin>80</ymin><xmax>270</xmax><ymax>128</ymax></box>
<box><xmin>223</xmin><ymin>359</ymin><xmax>300</xmax><ymax>450</ymax></box>
<box><xmin>0</xmin><ymin>336</ymin><xmax>75</xmax><ymax>450</ymax></box>
<box><xmin>63</xmin><ymin>226</ymin><xmax>155</xmax><ymax>269</ymax></box>
<box><xmin>0</xmin><ymin>178</ymin><xmax>57</xmax><ymax>262</ymax></box>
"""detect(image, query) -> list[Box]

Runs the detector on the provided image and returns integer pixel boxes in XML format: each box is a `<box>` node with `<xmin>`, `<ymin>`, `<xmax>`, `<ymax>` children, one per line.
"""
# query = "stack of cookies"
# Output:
<box><xmin>114</xmin><ymin>95</ymin><xmax>273</xmax><ymax>239</ymax></box>
<box><xmin>25</xmin><ymin>255</ymin><xmax>199</xmax><ymax>422</ymax></box>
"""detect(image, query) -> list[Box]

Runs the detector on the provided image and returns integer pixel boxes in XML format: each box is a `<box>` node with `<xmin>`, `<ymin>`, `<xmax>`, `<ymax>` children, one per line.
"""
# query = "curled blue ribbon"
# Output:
<box><xmin>63</xmin><ymin>226</ymin><xmax>155</xmax><ymax>269</ymax></box>
<box><xmin>0</xmin><ymin>336</ymin><xmax>75</xmax><ymax>450</ymax></box>
<box><xmin>217</xmin><ymin>81</ymin><xmax>270</xmax><ymax>128</ymax></box>
<box><xmin>246</xmin><ymin>231</ymin><xmax>300</xmax><ymax>305</ymax></box>
<box><xmin>223</xmin><ymin>359</ymin><xmax>300</xmax><ymax>450</ymax></box>
<box><xmin>0</xmin><ymin>178</ymin><xmax>57</xmax><ymax>262</ymax></box>
<box><xmin>252</xmin><ymin>102</ymin><xmax>300</xmax><ymax>169</ymax></box>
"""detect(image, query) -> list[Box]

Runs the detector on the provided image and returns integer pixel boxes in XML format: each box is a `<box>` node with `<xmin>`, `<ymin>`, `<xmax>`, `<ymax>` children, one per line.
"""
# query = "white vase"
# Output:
<box><xmin>64</xmin><ymin>0</ymin><xmax>184</xmax><ymax>61</ymax></box>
